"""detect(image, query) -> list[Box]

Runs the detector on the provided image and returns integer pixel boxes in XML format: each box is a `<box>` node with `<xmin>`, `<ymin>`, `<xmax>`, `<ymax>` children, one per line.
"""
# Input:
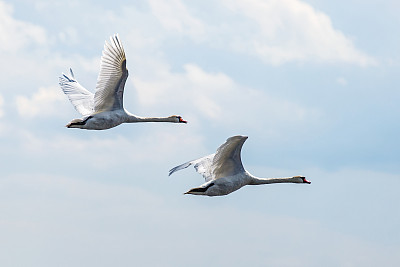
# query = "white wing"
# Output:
<box><xmin>59</xmin><ymin>69</ymin><xmax>94</xmax><ymax>116</ymax></box>
<box><xmin>169</xmin><ymin>154</ymin><xmax>215</xmax><ymax>182</ymax></box>
<box><xmin>169</xmin><ymin>136</ymin><xmax>248</xmax><ymax>182</ymax></box>
<box><xmin>211</xmin><ymin>135</ymin><xmax>248</xmax><ymax>180</ymax></box>
<box><xmin>94</xmin><ymin>34</ymin><xmax>128</xmax><ymax>112</ymax></box>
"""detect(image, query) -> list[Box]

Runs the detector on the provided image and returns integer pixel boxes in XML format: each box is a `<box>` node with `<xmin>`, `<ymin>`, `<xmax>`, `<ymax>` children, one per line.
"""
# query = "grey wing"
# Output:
<box><xmin>169</xmin><ymin>154</ymin><xmax>215</xmax><ymax>182</ymax></box>
<box><xmin>94</xmin><ymin>34</ymin><xmax>128</xmax><ymax>112</ymax></box>
<box><xmin>59</xmin><ymin>69</ymin><xmax>94</xmax><ymax>116</ymax></box>
<box><xmin>212</xmin><ymin>135</ymin><xmax>248</xmax><ymax>180</ymax></box>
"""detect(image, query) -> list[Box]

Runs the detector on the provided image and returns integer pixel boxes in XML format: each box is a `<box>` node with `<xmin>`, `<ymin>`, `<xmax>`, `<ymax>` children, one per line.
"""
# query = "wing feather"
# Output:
<box><xmin>211</xmin><ymin>135</ymin><xmax>248</xmax><ymax>179</ymax></box>
<box><xmin>94</xmin><ymin>34</ymin><xmax>128</xmax><ymax>112</ymax></box>
<box><xmin>59</xmin><ymin>69</ymin><xmax>94</xmax><ymax>116</ymax></box>
<box><xmin>169</xmin><ymin>154</ymin><xmax>215</xmax><ymax>182</ymax></box>
<box><xmin>169</xmin><ymin>136</ymin><xmax>248</xmax><ymax>182</ymax></box>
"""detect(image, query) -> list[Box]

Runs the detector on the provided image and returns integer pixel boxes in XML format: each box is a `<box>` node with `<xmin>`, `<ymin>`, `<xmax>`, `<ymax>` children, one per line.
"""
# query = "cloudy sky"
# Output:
<box><xmin>1</xmin><ymin>0</ymin><xmax>399</xmax><ymax>266</ymax></box>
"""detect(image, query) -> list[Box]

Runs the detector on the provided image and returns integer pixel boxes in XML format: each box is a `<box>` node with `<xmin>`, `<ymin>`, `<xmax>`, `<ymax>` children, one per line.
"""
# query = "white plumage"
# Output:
<box><xmin>59</xmin><ymin>69</ymin><xmax>94</xmax><ymax>117</ymax></box>
<box><xmin>59</xmin><ymin>34</ymin><xmax>187</xmax><ymax>130</ymax></box>
<box><xmin>169</xmin><ymin>135</ymin><xmax>311</xmax><ymax>196</ymax></box>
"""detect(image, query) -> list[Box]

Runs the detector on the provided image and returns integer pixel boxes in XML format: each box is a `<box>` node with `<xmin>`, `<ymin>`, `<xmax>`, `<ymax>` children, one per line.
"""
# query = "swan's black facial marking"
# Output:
<box><xmin>177</xmin><ymin>116</ymin><xmax>187</xmax><ymax>123</ymax></box>
<box><xmin>292</xmin><ymin>175</ymin><xmax>310</xmax><ymax>184</ymax></box>
<box><xmin>188</xmin><ymin>182</ymin><xmax>215</xmax><ymax>193</ymax></box>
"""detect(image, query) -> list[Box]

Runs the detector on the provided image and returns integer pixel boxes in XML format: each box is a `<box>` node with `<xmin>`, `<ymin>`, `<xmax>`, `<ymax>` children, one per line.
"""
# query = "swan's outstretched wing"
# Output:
<box><xmin>59</xmin><ymin>69</ymin><xmax>94</xmax><ymax>116</ymax></box>
<box><xmin>211</xmin><ymin>135</ymin><xmax>248</xmax><ymax>180</ymax></box>
<box><xmin>94</xmin><ymin>34</ymin><xmax>128</xmax><ymax>112</ymax></box>
<box><xmin>169</xmin><ymin>136</ymin><xmax>248</xmax><ymax>182</ymax></box>
<box><xmin>169</xmin><ymin>154</ymin><xmax>215</xmax><ymax>182</ymax></box>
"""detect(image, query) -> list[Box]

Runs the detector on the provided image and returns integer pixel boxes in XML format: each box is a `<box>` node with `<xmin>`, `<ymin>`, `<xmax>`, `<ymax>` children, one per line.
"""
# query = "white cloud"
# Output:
<box><xmin>0</xmin><ymin>1</ymin><xmax>47</xmax><ymax>51</ymax></box>
<box><xmin>15</xmin><ymin>86</ymin><xmax>65</xmax><ymax>118</ymax></box>
<box><xmin>133</xmin><ymin>63</ymin><xmax>320</xmax><ymax>136</ymax></box>
<box><xmin>148</xmin><ymin>0</ymin><xmax>374</xmax><ymax>66</ymax></box>
<box><xmin>2</xmin><ymin>0</ymin><xmax>373</xmax><ymax>68</ymax></box>
<box><xmin>148</xmin><ymin>0</ymin><xmax>205</xmax><ymax>41</ymax></box>
<box><xmin>57</xmin><ymin>26</ymin><xmax>79</xmax><ymax>45</ymax></box>
<box><xmin>134</xmin><ymin>63</ymin><xmax>232</xmax><ymax>118</ymax></box>
<box><xmin>220</xmin><ymin>0</ymin><xmax>375</xmax><ymax>66</ymax></box>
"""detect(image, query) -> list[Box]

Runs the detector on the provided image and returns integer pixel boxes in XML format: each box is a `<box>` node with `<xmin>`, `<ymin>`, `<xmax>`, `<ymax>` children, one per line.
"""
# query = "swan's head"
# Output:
<box><xmin>170</xmin><ymin>115</ymin><xmax>187</xmax><ymax>123</ymax></box>
<box><xmin>293</xmin><ymin>176</ymin><xmax>311</xmax><ymax>184</ymax></box>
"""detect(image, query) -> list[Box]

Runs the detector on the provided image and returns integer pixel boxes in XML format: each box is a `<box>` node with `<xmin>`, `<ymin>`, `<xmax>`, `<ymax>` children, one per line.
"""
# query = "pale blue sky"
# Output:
<box><xmin>0</xmin><ymin>0</ymin><xmax>399</xmax><ymax>266</ymax></box>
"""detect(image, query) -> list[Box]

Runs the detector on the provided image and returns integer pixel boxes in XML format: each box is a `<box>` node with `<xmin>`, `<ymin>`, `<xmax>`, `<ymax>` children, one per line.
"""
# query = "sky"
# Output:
<box><xmin>0</xmin><ymin>0</ymin><xmax>399</xmax><ymax>266</ymax></box>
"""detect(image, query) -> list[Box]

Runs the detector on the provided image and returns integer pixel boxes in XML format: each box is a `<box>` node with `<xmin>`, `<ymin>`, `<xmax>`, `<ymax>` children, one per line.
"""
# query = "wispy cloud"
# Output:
<box><xmin>0</xmin><ymin>1</ymin><xmax>47</xmax><ymax>51</ymax></box>
<box><xmin>148</xmin><ymin>0</ymin><xmax>206</xmax><ymax>41</ymax></box>
<box><xmin>147</xmin><ymin>0</ymin><xmax>375</xmax><ymax>66</ymax></box>
<box><xmin>133</xmin><ymin>63</ymin><xmax>321</xmax><ymax>135</ymax></box>
<box><xmin>15</xmin><ymin>86</ymin><xmax>64</xmax><ymax>118</ymax></box>
<box><xmin>220</xmin><ymin>0</ymin><xmax>375</xmax><ymax>66</ymax></box>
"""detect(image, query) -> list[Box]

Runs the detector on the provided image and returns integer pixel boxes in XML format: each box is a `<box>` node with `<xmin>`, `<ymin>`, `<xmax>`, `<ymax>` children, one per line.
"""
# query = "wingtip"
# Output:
<box><xmin>168</xmin><ymin>165</ymin><xmax>180</xmax><ymax>176</ymax></box>
<box><xmin>110</xmin><ymin>33</ymin><xmax>119</xmax><ymax>42</ymax></box>
<box><xmin>60</xmin><ymin>69</ymin><xmax>76</xmax><ymax>83</ymax></box>
<box><xmin>226</xmin><ymin>135</ymin><xmax>248</xmax><ymax>142</ymax></box>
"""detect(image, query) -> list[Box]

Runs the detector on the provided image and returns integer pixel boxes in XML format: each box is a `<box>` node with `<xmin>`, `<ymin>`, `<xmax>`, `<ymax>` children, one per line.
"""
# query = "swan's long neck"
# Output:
<box><xmin>249</xmin><ymin>175</ymin><xmax>300</xmax><ymax>185</ymax></box>
<box><xmin>125</xmin><ymin>113</ymin><xmax>174</xmax><ymax>123</ymax></box>
<box><xmin>135</xmin><ymin>117</ymin><xmax>174</xmax><ymax>122</ymax></box>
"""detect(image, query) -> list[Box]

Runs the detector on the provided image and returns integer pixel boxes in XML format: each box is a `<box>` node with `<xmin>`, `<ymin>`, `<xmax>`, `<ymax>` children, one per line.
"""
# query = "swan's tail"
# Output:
<box><xmin>66</xmin><ymin>119</ymin><xmax>85</xmax><ymax>128</ymax></box>
<box><xmin>66</xmin><ymin>116</ymin><xmax>92</xmax><ymax>128</ymax></box>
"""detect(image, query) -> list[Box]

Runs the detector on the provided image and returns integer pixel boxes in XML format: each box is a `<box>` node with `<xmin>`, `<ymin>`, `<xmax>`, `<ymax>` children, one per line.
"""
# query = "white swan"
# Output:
<box><xmin>169</xmin><ymin>135</ymin><xmax>311</xmax><ymax>196</ymax></box>
<box><xmin>59</xmin><ymin>34</ymin><xmax>187</xmax><ymax>130</ymax></box>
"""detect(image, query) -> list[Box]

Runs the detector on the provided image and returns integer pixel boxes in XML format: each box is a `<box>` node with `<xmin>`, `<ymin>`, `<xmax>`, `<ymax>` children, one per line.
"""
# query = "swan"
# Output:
<box><xmin>169</xmin><ymin>135</ymin><xmax>311</xmax><ymax>196</ymax></box>
<box><xmin>59</xmin><ymin>34</ymin><xmax>187</xmax><ymax>130</ymax></box>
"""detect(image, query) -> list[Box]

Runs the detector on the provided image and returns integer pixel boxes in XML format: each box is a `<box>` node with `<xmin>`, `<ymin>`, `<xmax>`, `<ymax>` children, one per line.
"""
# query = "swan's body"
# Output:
<box><xmin>59</xmin><ymin>34</ymin><xmax>187</xmax><ymax>130</ymax></box>
<box><xmin>169</xmin><ymin>135</ymin><xmax>310</xmax><ymax>196</ymax></box>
